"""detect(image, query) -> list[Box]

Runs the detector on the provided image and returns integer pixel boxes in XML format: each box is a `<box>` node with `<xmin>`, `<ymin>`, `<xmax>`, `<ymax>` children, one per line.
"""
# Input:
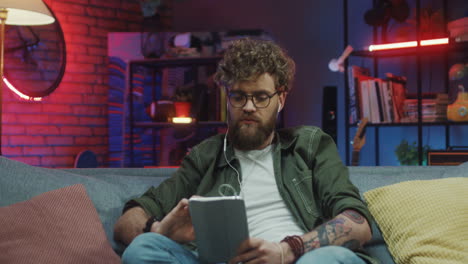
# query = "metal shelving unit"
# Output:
<box><xmin>343</xmin><ymin>0</ymin><xmax>467</xmax><ymax>165</ymax></box>
<box><xmin>126</xmin><ymin>56</ymin><xmax>223</xmax><ymax>167</ymax></box>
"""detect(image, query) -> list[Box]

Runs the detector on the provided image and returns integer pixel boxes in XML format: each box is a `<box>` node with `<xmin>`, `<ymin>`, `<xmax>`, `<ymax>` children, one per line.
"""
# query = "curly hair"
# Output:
<box><xmin>214</xmin><ymin>38</ymin><xmax>296</xmax><ymax>93</ymax></box>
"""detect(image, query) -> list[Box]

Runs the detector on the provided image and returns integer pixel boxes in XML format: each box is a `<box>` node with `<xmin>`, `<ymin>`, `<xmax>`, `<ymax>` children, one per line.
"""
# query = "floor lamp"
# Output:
<box><xmin>0</xmin><ymin>0</ymin><xmax>54</xmax><ymax>155</ymax></box>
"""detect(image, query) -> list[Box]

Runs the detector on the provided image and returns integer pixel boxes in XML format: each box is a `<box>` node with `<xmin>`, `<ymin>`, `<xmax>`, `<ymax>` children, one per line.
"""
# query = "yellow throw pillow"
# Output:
<box><xmin>364</xmin><ymin>177</ymin><xmax>468</xmax><ymax>264</ymax></box>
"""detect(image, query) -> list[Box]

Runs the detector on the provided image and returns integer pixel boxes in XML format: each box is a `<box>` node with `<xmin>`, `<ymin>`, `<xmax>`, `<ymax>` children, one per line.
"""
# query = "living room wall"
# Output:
<box><xmin>172</xmin><ymin>0</ymin><xmax>468</xmax><ymax>165</ymax></box>
<box><xmin>171</xmin><ymin>0</ymin><xmax>345</xmax><ymax>152</ymax></box>
<box><xmin>172</xmin><ymin>0</ymin><xmax>338</xmax><ymax>129</ymax></box>
<box><xmin>1</xmin><ymin>0</ymin><xmax>142</xmax><ymax>167</ymax></box>
<box><xmin>4</xmin><ymin>0</ymin><xmax>465</xmax><ymax>167</ymax></box>
<box><xmin>0</xmin><ymin>0</ymin><xmax>351</xmax><ymax>167</ymax></box>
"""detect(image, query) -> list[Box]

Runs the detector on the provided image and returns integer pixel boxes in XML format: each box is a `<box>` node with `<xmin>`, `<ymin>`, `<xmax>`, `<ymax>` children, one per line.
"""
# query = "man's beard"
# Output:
<box><xmin>228</xmin><ymin>112</ymin><xmax>277</xmax><ymax>151</ymax></box>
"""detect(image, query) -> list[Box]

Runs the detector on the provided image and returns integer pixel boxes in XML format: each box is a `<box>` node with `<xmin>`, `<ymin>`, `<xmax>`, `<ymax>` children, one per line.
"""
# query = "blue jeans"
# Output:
<box><xmin>122</xmin><ymin>233</ymin><xmax>366</xmax><ymax>264</ymax></box>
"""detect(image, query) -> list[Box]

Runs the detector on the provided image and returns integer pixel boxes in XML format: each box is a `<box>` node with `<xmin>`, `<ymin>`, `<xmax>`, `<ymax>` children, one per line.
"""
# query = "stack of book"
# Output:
<box><xmin>401</xmin><ymin>93</ymin><xmax>449</xmax><ymax>123</ymax></box>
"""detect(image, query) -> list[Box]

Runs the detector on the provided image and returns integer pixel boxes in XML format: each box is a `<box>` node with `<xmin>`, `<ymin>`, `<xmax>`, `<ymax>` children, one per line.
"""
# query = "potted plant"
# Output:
<box><xmin>395</xmin><ymin>140</ymin><xmax>430</xmax><ymax>165</ymax></box>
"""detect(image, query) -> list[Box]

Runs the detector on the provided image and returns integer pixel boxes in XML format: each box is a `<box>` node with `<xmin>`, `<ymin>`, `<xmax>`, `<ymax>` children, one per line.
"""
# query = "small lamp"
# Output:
<box><xmin>0</xmin><ymin>0</ymin><xmax>55</xmax><ymax>155</ymax></box>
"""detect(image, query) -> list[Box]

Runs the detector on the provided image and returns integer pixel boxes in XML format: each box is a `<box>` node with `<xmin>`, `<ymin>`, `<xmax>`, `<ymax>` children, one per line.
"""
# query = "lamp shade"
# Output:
<box><xmin>0</xmin><ymin>0</ymin><xmax>54</xmax><ymax>25</ymax></box>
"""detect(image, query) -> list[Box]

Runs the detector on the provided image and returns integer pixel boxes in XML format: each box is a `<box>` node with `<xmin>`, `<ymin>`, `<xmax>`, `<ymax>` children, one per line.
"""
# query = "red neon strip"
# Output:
<box><xmin>420</xmin><ymin>38</ymin><xmax>449</xmax><ymax>46</ymax></box>
<box><xmin>3</xmin><ymin>77</ymin><xmax>43</xmax><ymax>101</ymax></box>
<box><xmin>369</xmin><ymin>41</ymin><xmax>417</xmax><ymax>51</ymax></box>
<box><xmin>369</xmin><ymin>38</ymin><xmax>449</xmax><ymax>52</ymax></box>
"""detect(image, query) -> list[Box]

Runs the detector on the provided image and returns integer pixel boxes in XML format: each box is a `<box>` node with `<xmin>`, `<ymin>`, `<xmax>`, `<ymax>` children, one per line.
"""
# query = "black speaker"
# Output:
<box><xmin>322</xmin><ymin>86</ymin><xmax>337</xmax><ymax>143</ymax></box>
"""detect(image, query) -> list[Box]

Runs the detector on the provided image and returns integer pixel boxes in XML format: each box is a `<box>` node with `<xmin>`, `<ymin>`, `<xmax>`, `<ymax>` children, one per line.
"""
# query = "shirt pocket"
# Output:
<box><xmin>284</xmin><ymin>168</ymin><xmax>319</xmax><ymax>218</ymax></box>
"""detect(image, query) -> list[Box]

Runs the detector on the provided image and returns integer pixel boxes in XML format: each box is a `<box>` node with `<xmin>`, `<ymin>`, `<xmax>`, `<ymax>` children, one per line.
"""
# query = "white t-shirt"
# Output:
<box><xmin>234</xmin><ymin>145</ymin><xmax>304</xmax><ymax>242</ymax></box>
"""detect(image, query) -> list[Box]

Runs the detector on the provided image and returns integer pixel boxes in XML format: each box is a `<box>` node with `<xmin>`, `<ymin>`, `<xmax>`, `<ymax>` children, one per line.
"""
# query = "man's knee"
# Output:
<box><xmin>297</xmin><ymin>246</ymin><xmax>364</xmax><ymax>264</ymax></box>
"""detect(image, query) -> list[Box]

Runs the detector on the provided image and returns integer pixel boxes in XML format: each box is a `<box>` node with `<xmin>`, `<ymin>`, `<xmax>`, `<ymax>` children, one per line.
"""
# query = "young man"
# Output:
<box><xmin>114</xmin><ymin>38</ymin><xmax>375</xmax><ymax>264</ymax></box>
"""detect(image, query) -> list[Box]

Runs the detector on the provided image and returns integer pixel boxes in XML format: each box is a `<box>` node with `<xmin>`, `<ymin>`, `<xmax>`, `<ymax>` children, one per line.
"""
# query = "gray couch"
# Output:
<box><xmin>0</xmin><ymin>156</ymin><xmax>465</xmax><ymax>263</ymax></box>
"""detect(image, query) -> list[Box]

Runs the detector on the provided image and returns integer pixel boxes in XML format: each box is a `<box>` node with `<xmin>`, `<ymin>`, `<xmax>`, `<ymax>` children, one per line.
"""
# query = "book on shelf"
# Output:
<box><xmin>386</xmin><ymin>73</ymin><xmax>407</xmax><ymax>123</ymax></box>
<box><xmin>348</xmin><ymin>65</ymin><xmax>371</xmax><ymax>123</ymax></box>
<box><xmin>359</xmin><ymin>79</ymin><xmax>372</xmax><ymax>123</ymax></box>
<box><xmin>189</xmin><ymin>196</ymin><xmax>249</xmax><ymax>263</ymax></box>
<box><xmin>381</xmin><ymin>81</ymin><xmax>394</xmax><ymax>123</ymax></box>
<box><xmin>367</xmin><ymin>79</ymin><xmax>382</xmax><ymax>123</ymax></box>
<box><xmin>376</xmin><ymin>80</ymin><xmax>387</xmax><ymax>123</ymax></box>
<box><xmin>374</xmin><ymin>80</ymin><xmax>386</xmax><ymax>123</ymax></box>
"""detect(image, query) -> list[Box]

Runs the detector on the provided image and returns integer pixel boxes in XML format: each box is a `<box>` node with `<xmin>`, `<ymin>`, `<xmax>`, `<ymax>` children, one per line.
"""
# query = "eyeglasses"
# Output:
<box><xmin>227</xmin><ymin>91</ymin><xmax>280</xmax><ymax>108</ymax></box>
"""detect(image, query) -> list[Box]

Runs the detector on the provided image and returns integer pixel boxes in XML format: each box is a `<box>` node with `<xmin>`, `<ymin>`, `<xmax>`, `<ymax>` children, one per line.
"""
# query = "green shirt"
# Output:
<box><xmin>125</xmin><ymin>126</ymin><xmax>377</xmax><ymax>264</ymax></box>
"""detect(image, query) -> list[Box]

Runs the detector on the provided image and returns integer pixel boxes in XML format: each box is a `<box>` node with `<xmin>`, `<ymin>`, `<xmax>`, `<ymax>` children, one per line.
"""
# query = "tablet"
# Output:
<box><xmin>189</xmin><ymin>196</ymin><xmax>249</xmax><ymax>263</ymax></box>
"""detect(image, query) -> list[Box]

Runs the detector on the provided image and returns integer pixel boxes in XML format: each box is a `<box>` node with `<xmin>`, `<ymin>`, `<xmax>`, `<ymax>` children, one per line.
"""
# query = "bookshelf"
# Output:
<box><xmin>343</xmin><ymin>0</ymin><xmax>468</xmax><ymax>165</ymax></box>
<box><xmin>126</xmin><ymin>56</ymin><xmax>225</xmax><ymax>167</ymax></box>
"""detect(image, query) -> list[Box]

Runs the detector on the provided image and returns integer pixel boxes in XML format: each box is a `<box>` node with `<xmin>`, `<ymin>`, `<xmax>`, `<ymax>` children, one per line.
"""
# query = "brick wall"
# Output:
<box><xmin>1</xmin><ymin>0</ymin><xmax>146</xmax><ymax>167</ymax></box>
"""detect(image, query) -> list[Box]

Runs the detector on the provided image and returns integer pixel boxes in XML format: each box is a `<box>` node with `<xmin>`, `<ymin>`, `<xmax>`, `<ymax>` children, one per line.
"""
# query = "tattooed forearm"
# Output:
<box><xmin>303</xmin><ymin>218</ymin><xmax>352</xmax><ymax>251</ymax></box>
<box><xmin>300</xmin><ymin>211</ymin><xmax>371</xmax><ymax>254</ymax></box>
<box><xmin>342</xmin><ymin>210</ymin><xmax>365</xmax><ymax>224</ymax></box>
<box><xmin>303</xmin><ymin>236</ymin><xmax>320</xmax><ymax>250</ymax></box>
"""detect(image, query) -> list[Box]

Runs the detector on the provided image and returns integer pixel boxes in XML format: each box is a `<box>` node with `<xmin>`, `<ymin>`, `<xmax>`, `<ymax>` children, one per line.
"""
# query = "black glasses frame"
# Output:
<box><xmin>228</xmin><ymin>91</ymin><xmax>280</xmax><ymax>108</ymax></box>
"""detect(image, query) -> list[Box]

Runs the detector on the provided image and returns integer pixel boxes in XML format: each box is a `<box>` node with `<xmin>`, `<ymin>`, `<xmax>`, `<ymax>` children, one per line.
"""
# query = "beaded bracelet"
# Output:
<box><xmin>281</xmin><ymin>235</ymin><xmax>304</xmax><ymax>262</ymax></box>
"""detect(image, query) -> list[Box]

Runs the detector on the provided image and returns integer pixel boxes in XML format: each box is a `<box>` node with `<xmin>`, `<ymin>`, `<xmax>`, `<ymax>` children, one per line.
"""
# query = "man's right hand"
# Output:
<box><xmin>152</xmin><ymin>198</ymin><xmax>195</xmax><ymax>243</ymax></box>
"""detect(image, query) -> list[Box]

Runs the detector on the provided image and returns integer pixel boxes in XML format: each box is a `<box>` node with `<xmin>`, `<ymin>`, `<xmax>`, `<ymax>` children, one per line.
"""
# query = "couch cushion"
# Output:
<box><xmin>0</xmin><ymin>157</ymin><xmax>171</xmax><ymax>255</ymax></box>
<box><xmin>364</xmin><ymin>177</ymin><xmax>468</xmax><ymax>264</ymax></box>
<box><xmin>0</xmin><ymin>184</ymin><xmax>120</xmax><ymax>264</ymax></box>
<box><xmin>348</xmin><ymin>166</ymin><xmax>449</xmax><ymax>194</ymax></box>
<box><xmin>348</xmin><ymin>165</ymin><xmax>451</xmax><ymax>263</ymax></box>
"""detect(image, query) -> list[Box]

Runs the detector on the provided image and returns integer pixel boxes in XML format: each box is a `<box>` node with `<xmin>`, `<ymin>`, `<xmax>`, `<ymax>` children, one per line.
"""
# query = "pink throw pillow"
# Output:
<box><xmin>0</xmin><ymin>184</ymin><xmax>120</xmax><ymax>264</ymax></box>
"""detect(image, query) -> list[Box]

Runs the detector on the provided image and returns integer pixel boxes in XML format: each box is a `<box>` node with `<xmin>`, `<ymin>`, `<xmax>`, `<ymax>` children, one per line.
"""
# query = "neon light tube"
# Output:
<box><xmin>368</xmin><ymin>38</ymin><xmax>449</xmax><ymax>51</ymax></box>
<box><xmin>172</xmin><ymin>117</ymin><xmax>193</xmax><ymax>124</ymax></box>
<box><xmin>369</xmin><ymin>41</ymin><xmax>417</xmax><ymax>51</ymax></box>
<box><xmin>3</xmin><ymin>77</ymin><xmax>42</xmax><ymax>101</ymax></box>
<box><xmin>420</xmin><ymin>38</ymin><xmax>449</xmax><ymax>46</ymax></box>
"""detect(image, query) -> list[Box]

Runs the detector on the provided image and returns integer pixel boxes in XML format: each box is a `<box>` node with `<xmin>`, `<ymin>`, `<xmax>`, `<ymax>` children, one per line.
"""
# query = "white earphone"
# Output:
<box><xmin>222</xmin><ymin>132</ymin><xmax>242</xmax><ymax>196</ymax></box>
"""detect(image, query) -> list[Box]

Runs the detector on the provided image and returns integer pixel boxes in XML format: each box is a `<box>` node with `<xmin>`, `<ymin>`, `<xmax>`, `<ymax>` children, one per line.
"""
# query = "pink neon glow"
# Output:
<box><xmin>369</xmin><ymin>38</ymin><xmax>449</xmax><ymax>51</ymax></box>
<box><xmin>3</xmin><ymin>77</ymin><xmax>42</xmax><ymax>101</ymax></box>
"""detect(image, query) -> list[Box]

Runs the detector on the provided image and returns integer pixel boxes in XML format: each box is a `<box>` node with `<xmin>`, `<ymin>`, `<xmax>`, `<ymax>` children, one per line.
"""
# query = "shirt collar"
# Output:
<box><xmin>217</xmin><ymin>130</ymin><xmax>296</xmax><ymax>168</ymax></box>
